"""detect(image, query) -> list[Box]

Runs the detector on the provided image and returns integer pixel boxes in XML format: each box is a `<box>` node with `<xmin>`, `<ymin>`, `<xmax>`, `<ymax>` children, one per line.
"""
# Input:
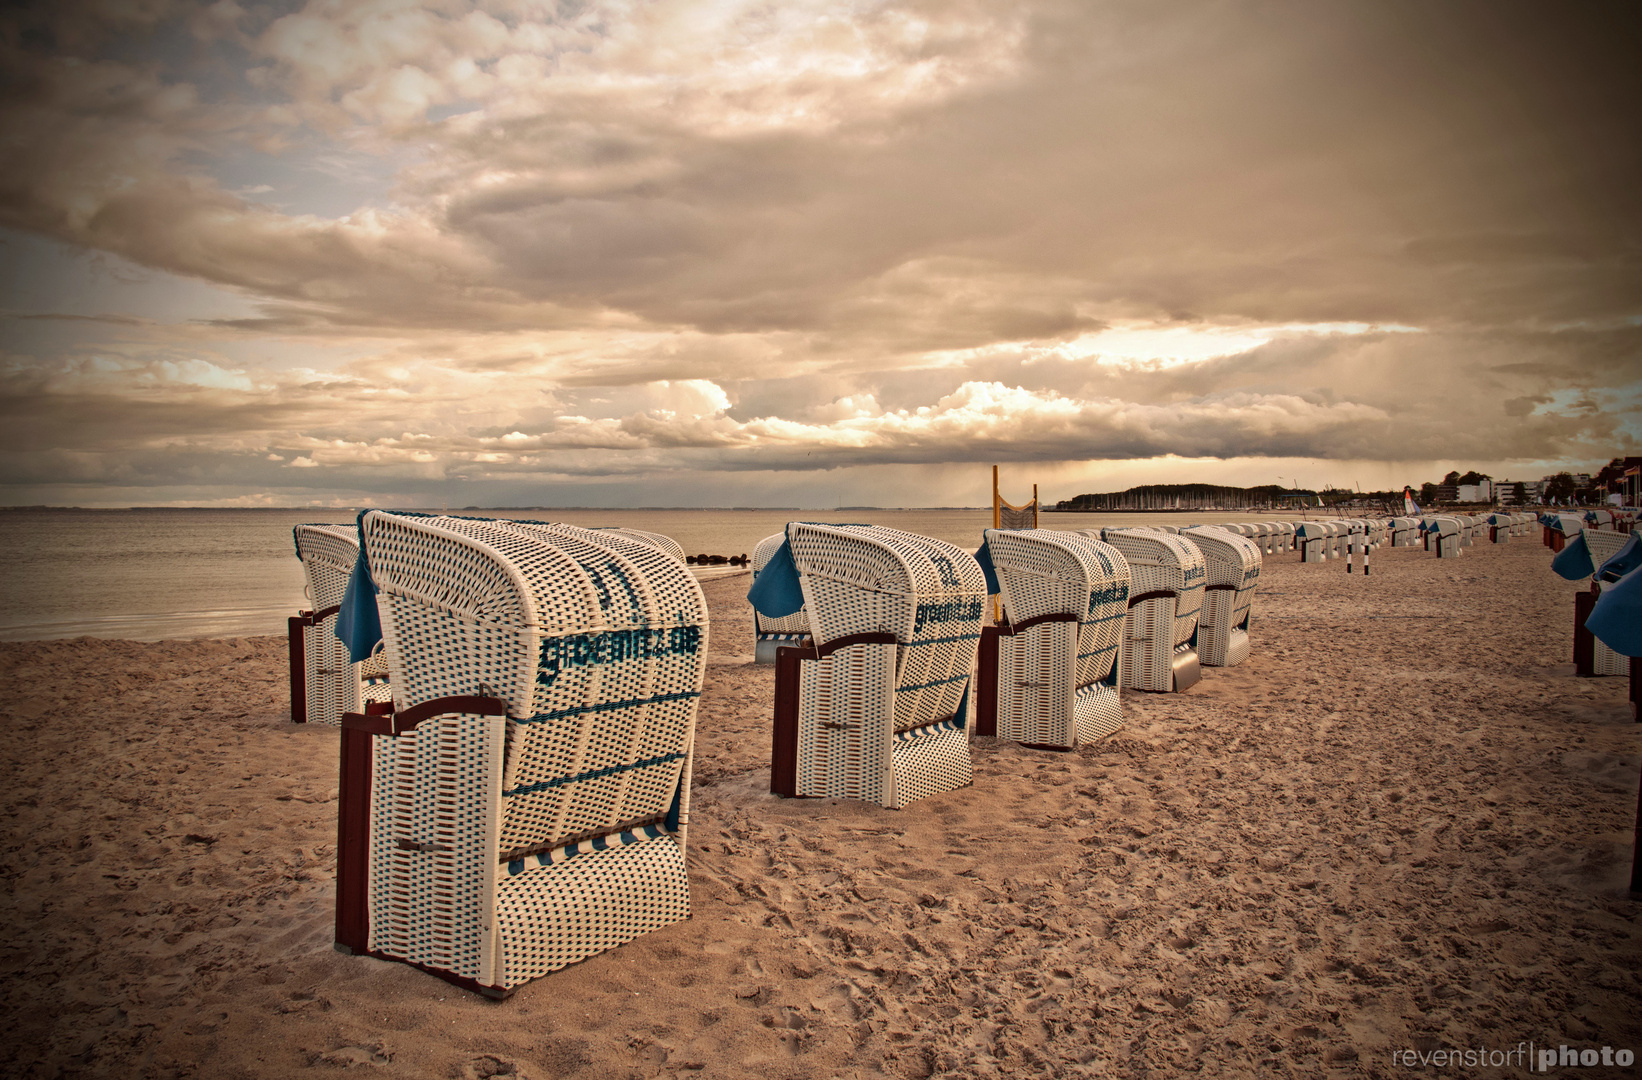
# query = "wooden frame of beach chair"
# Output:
<box><xmin>975</xmin><ymin>529</ymin><xmax>1130</xmax><ymax>749</ymax></box>
<box><xmin>1181</xmin><ymin>526</ymin><xmax>1261</xmax><ymax>667</ymax></box>
<box><xmin>768</xmin><ymin>523</ymin><xmax>984</xmax><ymax>808</ymax></box>
<box><xmin>752</xmin><ymin>532</ymin><xmax>812</xmax><ymax>664</ymax></box>
<box><xmin>1090</xmin><ymin>529</ymin><xmax>1205</xmax><ymax>693</ymax></box>
<box><xmin>334</xmin><ymin>513</ymin><xmax>706</xmax><ymax>997</ymax></box>
<box><xmin>290</xmin><ymin>524</ymin><xmax>391</xmax><ymax>726</ymax></box>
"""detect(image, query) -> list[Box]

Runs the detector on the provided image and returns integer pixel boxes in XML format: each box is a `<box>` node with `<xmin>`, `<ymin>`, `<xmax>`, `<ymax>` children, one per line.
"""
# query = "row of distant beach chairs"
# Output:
<box><xmin>281</xmin><ymin>508</ymin><xmax>1622</xmax><ymax>999</ymax></box>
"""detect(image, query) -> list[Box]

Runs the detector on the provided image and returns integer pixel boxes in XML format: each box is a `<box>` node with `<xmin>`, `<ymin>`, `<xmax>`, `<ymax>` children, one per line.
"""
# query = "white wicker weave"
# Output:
<box><xmin>293</xmin><ymin>524</ymin><xmax>392</xmax><ymax>725</ymax></box>
<box><xmin>350</xmin><ymin>512</ymin><xmax>705</xmax><ymax>994</ymax></box>
<box><xmin>982</xmin><ymin>529</ymin><xmax>1131</xmax><ymax>747</ymax></box>
<box><xmin>752</xmin><ymin>531</ymin><xmax>811</xmax><ymax>663</ymax></box>
<box><xmin>1090</xmin><ymin>529</ymin><xmax>1205</xmax><ymax>693</ymax></box>
<box><xmin>1180</xmin><ymin>526</ymin><xmax>1261</xmax><ymax>668</ymax></box>
<box><xmin>780</xmin><ymin>522</ymin><xmax>985</xmax><ymax>808</ymax></box>
<box><xmin>591</xmin><ymin>526</ymin><xmax>688</xmax><ymax>564</ymax></box>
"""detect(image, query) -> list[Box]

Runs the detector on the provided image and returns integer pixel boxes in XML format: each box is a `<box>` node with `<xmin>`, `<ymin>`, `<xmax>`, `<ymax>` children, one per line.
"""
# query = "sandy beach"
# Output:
<box><xmin>2</xmin><ymin>538</ymin><xmax>1638</xmax><ymax>1079</ymax></box>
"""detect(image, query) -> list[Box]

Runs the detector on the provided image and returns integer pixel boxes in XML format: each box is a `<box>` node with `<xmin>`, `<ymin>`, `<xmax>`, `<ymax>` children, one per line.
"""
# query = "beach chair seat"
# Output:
<box><xmin>290</xmin><ymin>524</ymin><xmax>392</xmax><ymax>725</ymax></box>
<box><xmin>974</xmin><ymin>529</ymin><xmax>1130</xmax><ymax>748</ymax></box>
<box><xmin>751</xmin><ymin>532</ymin><xmax>812</xmax><ymax>664</ymax></box>
<box><xmin>1091</xmin><ymin>528</ymin><xmax>1205</xmax><ymax>692</ymax></box>
<box><xmin>335</xmin><ymin>512</ymin><xmax>706</xmax><ymax>997</ymax></box>
<box><xmin>751</xmin><ymin>523</ymin><xmax>985</xmax><ymax>808</ymax></box>
<box><xmin>1181</xmin><ymin>526</ymin><xmax>1261</xmax><ymax>667</ymax></box>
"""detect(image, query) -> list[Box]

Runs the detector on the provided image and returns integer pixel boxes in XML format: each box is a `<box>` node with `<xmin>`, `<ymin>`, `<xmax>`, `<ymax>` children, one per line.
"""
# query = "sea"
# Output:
<box><xmin>0</xmin><ymin>507</ymin><xmax>1313</xmax><ymax>642</ymax></box>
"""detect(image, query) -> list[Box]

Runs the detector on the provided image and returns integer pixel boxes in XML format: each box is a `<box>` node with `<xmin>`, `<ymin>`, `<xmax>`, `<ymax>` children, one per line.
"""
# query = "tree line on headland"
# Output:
<box><xmin>1054</xmin><ymin>484</ymin><xmax>1326</xmax><ymax>511</ymax></box>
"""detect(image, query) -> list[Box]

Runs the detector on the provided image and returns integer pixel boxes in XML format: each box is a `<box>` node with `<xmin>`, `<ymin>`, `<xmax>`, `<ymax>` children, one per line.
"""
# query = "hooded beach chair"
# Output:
<box><xmin>751</xmin><ymin>531</ymin><xmax>812</xmax><ymax>664</ymax></box>
<box><xmin>1294</xmin><ymin>521</ymin><xmax>1332</xmax><ymax>562</ymax></box>
<box><xmin>290</xmin><ymin>524</ymin><xmax>391</xmax><ymax>725</ymax></box>
<box><xmin>333</xmin><ymin>512</ymin><xmax>707</xmax><ymax>997</ymax></box>
<box><xmin>1428</xmin><ymin>517</ymin><xmax>1462</xmax><ymax>558</ymax></box>
<box><xmin>973</xmin><ymin>529</ymin><xmax>1130</xmax><ymax>748</ymax></box>
<box><xmin>749</xmin><ymin>522</ymin><xmax>985</xmax><ymax>807</ymax></box>
<box><xmin>1181</xmin><ymin>526</ymin><xmax>1261</xmax><ymax>667</ymax></box>
<box><xmin>1091</xmin><ymin>528</ymin><xmax>1205</xmax><ymax>692</ymax></box>
<box><xmin>1557</xmin><ymin>530</ymin><xmax>1638</xmax><ymax>678</ymax></box>
<box><xmin>1487</xmin><ymin>513</ymin><xmax>1513</xmax><ymax>544</ymax></box>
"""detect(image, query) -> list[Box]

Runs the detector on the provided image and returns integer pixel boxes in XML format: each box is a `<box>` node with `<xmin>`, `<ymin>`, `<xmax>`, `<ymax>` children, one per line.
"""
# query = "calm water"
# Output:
<box><xmin>0</xmin><ymin>507</ymin><xmax>1314</xmax><ymax>641</ymax></box>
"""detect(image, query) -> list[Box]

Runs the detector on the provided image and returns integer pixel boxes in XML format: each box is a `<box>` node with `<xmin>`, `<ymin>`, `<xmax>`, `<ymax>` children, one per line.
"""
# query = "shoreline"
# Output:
<box><xmin>2</xmin><ymin>540</ymin><xmax>1637</xmax><ymax>1078</ymax></box>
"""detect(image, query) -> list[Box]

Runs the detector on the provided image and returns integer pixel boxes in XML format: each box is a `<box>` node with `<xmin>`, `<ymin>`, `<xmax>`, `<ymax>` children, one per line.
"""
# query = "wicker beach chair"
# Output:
<box><xmin>1429</xmin><ymin>517</ymin><xmax>1462</xmax><ymax>558</ymax></box>
<box><xmin>290</xmin><ymin>524</ymin><xmax>391</xmax><ymax>726</ymax></box>
<box><xmin>1557</xmin><ymin>529</ymin><xmax>1637</xmax><ymax>679</ymax></box>
<box><xmin>974</xmin><ymin>529</ymin><xmax>1131</xmax><ymax>748</ymax></box>
<box><xmin>1091</xmin><ymin>528</ymin><xmax>1205</xmax><ymax>692</ymax></box>
<box><xmin>752</xmin><ymin>522</ymin><xmax>985</xmax><ymax>808</ymax></box>
<box><xmin>334</xmin><ymin>512</ymin><xmax>706</xmax><ymax>997</ymax></box>
<box><xmin>1294</xmin><ymin>521</ymin><xmax>1331</xmax><ymax>563</ymax></box>
<box><xmin>751</xmin><ymin>532</ymin><xmax>812</xmax><ymax>664</ymax></box>
<box><xmin>1181</xmin><ymin>526</ymin><xmax>1261</xmax><ymax>667</ymax></box>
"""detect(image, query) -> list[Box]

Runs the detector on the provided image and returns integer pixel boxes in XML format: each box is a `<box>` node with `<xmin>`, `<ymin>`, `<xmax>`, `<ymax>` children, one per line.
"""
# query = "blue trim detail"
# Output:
<box><xmin>503</xmin><ymin>751</ymin><xmax>686</xmax><ymax>798</ymax></box>
<box><xmin>520</xmin><ymin>689</ymin><xmax>702</xmax><ymax>724</ymax></box>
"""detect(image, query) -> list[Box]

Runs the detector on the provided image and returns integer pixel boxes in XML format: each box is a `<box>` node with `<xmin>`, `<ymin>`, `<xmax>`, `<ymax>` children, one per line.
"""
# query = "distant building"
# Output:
<box><xmin>1456</xmin><ymin>480</ymin><xmax>1491</xmax><ymax>502</ymax></box>
<box><xmin>1434</xmin><ymin>484</ymin><xmax>1458</xmax><ymax>503</ymax></box>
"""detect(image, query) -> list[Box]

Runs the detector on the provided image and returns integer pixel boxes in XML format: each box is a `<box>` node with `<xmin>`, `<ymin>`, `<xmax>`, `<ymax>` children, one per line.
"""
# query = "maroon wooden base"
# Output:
<box><xmin>1573</xmin><ymin>591</ymin><xmax>1597</xmax><ymax>677</ymax></box>
<box><xmin>288</xmin><ymin>614</ymin><xmax>309</xmax><ymax>724</ymax></box>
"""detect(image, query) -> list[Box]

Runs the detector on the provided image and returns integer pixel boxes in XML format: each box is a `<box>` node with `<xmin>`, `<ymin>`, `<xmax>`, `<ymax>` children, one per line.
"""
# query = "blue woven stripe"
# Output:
<box><xmin>906</xmin><ymin>632</ymin><xmax>982</xmax><ymax>648</ymax></box>
<box><xmin>897</xmin><ymin>671</ymin><xmax>969</xmax><ymax>694</ymax></box>
<box><xmin>503</xmin><ymin>751</ymin><xmax>685</xmax><ymax>798</ymax></box>
<box><xmin>520</xmin><ymin>689</ymin><xmax>701</xmax><ymax>724</ymax></box>
<box><xmin>505</xmin><ymin>822</ymin><xmax>670</xmax><ymax>875</ymax></box>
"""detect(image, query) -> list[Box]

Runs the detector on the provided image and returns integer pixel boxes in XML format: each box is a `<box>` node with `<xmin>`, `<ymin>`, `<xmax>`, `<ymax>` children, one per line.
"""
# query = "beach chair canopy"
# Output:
<box><xmin>977</xmin><ymin>528</ymin><xmax>1131</xmax><ymax>746</ymax></box>
<box><xmin>1554</xmin><ymin>528</ymin><xmax>1635</xmax><ymax>582</ymax></box>
<box><xmin>340</xmin><ymin>511</ymin><xmax>707</xmax><ymax>993</ymax></box>
<box><xmin>752</xmin><ymin>522</ymin><xmax>985</xmax><ymax>806</ymax></box>
<box><xmin>750</xmin><ymin>531</ymin><xmax>812</xmax><ymax>650</ymax></box>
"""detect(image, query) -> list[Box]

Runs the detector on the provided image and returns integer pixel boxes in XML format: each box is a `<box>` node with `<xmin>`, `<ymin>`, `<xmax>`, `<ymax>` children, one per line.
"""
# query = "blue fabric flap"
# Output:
<box><xmin>1551</xmin><ymin>533</ymin><xmax>1594</xmax><ymax>581</ymax></box>
<box><xmin>1588</xmin><ymin>565</ymin><xmax>1642</xmax><ymax>657</ymax></box>
<box><xmin>975</xmin><ymin>533</ymin><xmax>1000</xmax><ymax>595</ymax></box>
<box><xmin>1596</xmin><ymin>533</ymin><xmax>1642</xmax><ymax>583</ymax></box>
<box><xmin>746</xmin><ymin>537</ymin><xmax>805</xmax><ymax>618</ymax></box>
<box><xmin>335</xmin><ymin>548</ymin><xmax>383</xmax><ymax>663</ymax></box>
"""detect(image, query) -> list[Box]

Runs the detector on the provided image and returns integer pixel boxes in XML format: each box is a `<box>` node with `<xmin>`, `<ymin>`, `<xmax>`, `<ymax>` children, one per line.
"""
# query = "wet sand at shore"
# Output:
<box><xmin>2</xmin><ymin>539</ymin><xmax>1638</xmax><ymax>1079</ymax></box>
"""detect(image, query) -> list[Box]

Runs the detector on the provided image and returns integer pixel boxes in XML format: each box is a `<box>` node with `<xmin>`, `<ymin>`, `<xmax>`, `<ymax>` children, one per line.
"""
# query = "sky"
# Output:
<box><xmin>0</xmin><ymin>0</ymin><xmax>1638</xmax><ymax>509</ymax></box>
